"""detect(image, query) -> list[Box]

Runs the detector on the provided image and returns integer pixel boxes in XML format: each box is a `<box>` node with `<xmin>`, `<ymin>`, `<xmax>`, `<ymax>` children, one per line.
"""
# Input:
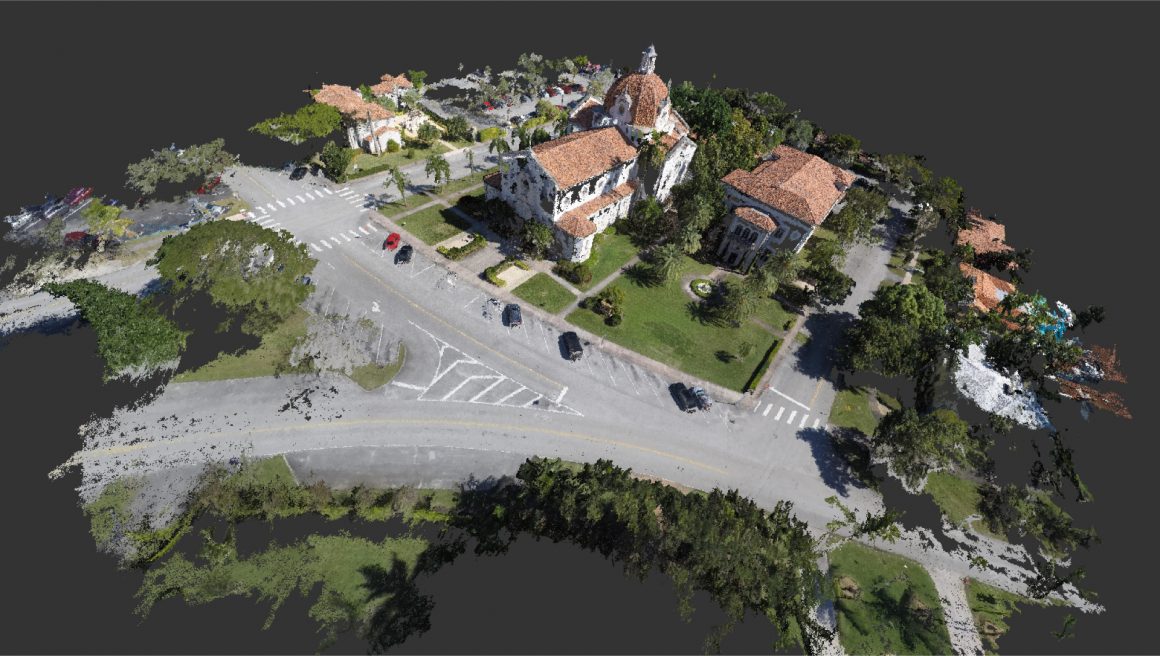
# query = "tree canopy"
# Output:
<box><xmin>841</xmin><ymin>282</ymin><xmax>953</xmax><ymax>379</ymax></box>
<box><xmin>827</xmin><ymin>187</ymin><xmax>889</xmax><ymax>245</ymax></box>
<box><xmin>250</xmin><ymin>104</ymin><xmax>343</xmax><ymax>145</ymax></box>
<box><xmin>319</xmin><ymin>141</ymin><xmax>354</xmax><ymax>182</ymax></box>
<box><xmin>126</xmin><ymin>139</ymin><xmax>235</xmax><ymax>197</ymax></box>
<box><xmin>83</xmin><ymin>199</ymin><xmax>133</xmax><ymax>247</ymax></box>
<box><xmin>148</xmin><ymin>220</ymin><xmax>316</xmax><ymax>334</ymax></box>
<box><xmin>872</xmin><ymin>407</ymin><xmax>977</xmax><ymax>490</ymax></box>
<box><xmin>43</xmin><ymin>280</ymin><xmax>188</xmax><ymax>379</ymax></box>
<box><xmin>801</xmin><ymin>239</ymin><xmax>855</xmax><ymax>308</ymax></box>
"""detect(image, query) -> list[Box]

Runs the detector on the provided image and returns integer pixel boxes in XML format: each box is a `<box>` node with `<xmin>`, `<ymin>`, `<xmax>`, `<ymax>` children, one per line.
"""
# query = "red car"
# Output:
<box><xmin>384</xmin><ymin>232</ymin><xmax>401</xmax><ymax>250</ymax></box>
<box><xmin>196</xmin><ymin>176</ymin><xmax>222</xmax><ymax>194</ymax></box>
<box><xmin>65</xmin><ymin>187</ymin><xmax>93</xmax><ymax>206</ymax></box>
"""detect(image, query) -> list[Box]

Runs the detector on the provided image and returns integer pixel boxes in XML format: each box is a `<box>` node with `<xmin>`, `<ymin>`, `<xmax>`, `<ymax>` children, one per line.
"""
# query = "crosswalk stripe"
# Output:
<box><xmin>813</xmin><ymin>418</ymin><xmax>820</xmax><ymax>428</ymax></box>
<box><xmin>338</xmin><ymin>186</ymin><xmax>350</xmax><ymax>192</ymax></box>
<box><xmin>753</xmin><ymin>403</ymin><xmax>761</xmax><ymax>414</ymax></box>
<box><xmin>296</xmin><ymin>195</ymin><xmax>306</xmax><ymax>203</ymax></box>
<box><xmin>276</xmin><ymin>200</ymin><xmax>285</xmax><ymax>208</ymax></box>
<box><xmin>286</xmin><ymin>197</ymin><xmax>296</xmax><ymax>205</ymax></box>
<box><xmin>774</xmin><ymin>406</ymin><xmax>785</xmax><ymax>420</ymax></box>
<box><xmin>358</xmin><ymin>226</ymin><xmax>369</xmax><ymax>235</ymax></box>
<box><xmin>258</xmin><ymin>206</ymin><xmax>267</xmax><ymax>213</ymax></box>
<box><xmin>366</xmin><ymin>223</ymin><xmax>379</xmax><ymax>232</ymax></box>
<box><xmin>787</xmin><ymin>410</ymin><xmax>797</xmax><ymax>424</ymax></box>
<box><xmin>332</xmin><ymin>238</ymin><xmax>343</xmax><ymax>245</ymax></box>
<box><xmin>304</xmin><ymin>192</ymin><xmax>315</xmax><ymax>200</ymax></box>
<box><xmin>323</xmin><ymin>241</ymin><xmax>333</xmax><ymax>249</ymax></box>
<box><xmin>348</xmin><ymin>230</ymin><xmax>359</xmax><ymax>238</ymax></box>
<box><xmin>799</xmin><ymin>413</ymin><xmax>809</xmax><ymax>428</ymax></box>
<box><xmin>324</xmin><ymin>188</ymin><xmax>334</xmax><ymax>195</ymax></box>
<box><xmin>338</xmin><ymin>190</ymin><xmax>353</xmax><ymax>197</ymax></box>
<box><xmin>311</xmin><ymin>243</ymin><xmax>322</xmax><ymax>252</ymax></box>
<box><xmin>341</xmin><ymin>234</ymin><xmax>351</xmax><ymax>242</ymax></box>
<box><xmin>763</xmin><ymin>404</ymin><xmax>772</xmax><ymax>417</ymax></box>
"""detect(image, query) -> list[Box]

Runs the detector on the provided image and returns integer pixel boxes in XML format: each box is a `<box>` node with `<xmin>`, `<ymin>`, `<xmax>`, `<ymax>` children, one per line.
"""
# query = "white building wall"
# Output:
<box><xmin>723</xmin><ymin>187</ymin><xmax>816</xmax><ymax>254</ymax></box>
<box><xmin>499</xmin><ymin>156</ymin><xmax>558</xmax><ymax>224</ymax></box>
<box><xmin>653</xmin><ymin>137</ymin><xmax>696</xmax><ymax>203</ymax></box>
<box><xmin>552</xmin><ymin>160</ymin><xmax>639</xmax><ymax>219</ymax></box>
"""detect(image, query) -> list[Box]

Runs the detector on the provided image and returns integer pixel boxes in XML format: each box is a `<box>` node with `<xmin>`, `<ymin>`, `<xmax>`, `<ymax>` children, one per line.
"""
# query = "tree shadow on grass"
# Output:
<box><xmin>622</xmin><ymin>262</ymin><xmax>662</xmax><ymax>288</ymax></box>
<box><xmin>863</xmin><ymin>581</ymin><xmax>950</xmax><ymax>655</ymax></box>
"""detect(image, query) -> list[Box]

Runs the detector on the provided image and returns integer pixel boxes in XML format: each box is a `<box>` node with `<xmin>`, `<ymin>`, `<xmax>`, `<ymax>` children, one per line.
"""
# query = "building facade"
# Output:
<box><xmin>716</xmin><ymin>145</ymin><xmax>855</xmax><ymax>272</ymax></box>
<box><xmin>313</xmin><ymin>84</ymin><xmax>404</xmax><ymax>154</ymax></box>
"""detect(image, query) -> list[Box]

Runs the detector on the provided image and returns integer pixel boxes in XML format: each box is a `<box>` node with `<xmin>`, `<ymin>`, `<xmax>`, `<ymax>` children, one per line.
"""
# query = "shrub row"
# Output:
<box><xmin>553</xmin><ymin>260</ymin><xmax>593</xmax><ymax>286</ymax></box>
<box><xmin>437</xmin><ymin>232</ymin><xmax>487</xmax><ymax>261</ymax></box>
<box><xmin>743</xmin><ymin>339</ymin><xmax>782</xmax><ymax>394</ymax></box>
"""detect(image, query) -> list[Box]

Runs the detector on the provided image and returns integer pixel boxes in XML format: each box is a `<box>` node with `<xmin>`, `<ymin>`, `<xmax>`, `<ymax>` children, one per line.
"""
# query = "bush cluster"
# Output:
<box><xmin>553</xmin><ymin>260</ymin><xmax>593</xmax><ymax>286</ymax></box>
<box><xmin>437</xmin><ymin>233</ymin><xmax>487</xmax><ymax>261</ymax></box>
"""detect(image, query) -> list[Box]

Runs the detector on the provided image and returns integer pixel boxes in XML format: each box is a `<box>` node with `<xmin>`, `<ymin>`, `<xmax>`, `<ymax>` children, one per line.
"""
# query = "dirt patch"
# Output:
<box><xmin>838</xmin><ymin>576</ymin><xmax>861</xmax><ymax>600</ymax></box>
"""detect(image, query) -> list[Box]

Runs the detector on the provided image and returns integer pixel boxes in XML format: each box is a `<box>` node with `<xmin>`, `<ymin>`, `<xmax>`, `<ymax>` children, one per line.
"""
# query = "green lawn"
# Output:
<box><xmin>829</xmin><ymin>387</ymin><xmax>880</xmax><ymax>436</ymax></box>
<box><xmin>829</xmin><ymin>542</ymin><xmax>953</xmax><ymax>655</ymax></box>
<box><xmin>566</xmin><ymin>255</ymin><xmax>780</xmax><ymax>391</ymax></box>
<box><xmin>377</xmin><ymin>192</ymin><xmax>435</xmax><ymax>218</ymax></box>
<box><xmin>347</xmin><ymin>142</ymin><xmax>450</xmax><ymax>178</ymax></box>
<box><xmin>575</xmin><ymin>229</ymin><xmax>639</xmax><ymax>292</ymax></box>
<box><xmin>435</xmin><ymin>166</ymin><xmax>498</xmax><ymax>198</ymax></box>
<box><xmin>174</xmin><ymin>308</ymin><xmax>310</xmax><ymax>383</ymax></box>
<box><xmin>233</xmin><ymin>456</ymin><xmax>298</xmax><ymax>487</ymax></box>
<box><xmin>513</xmin><ymin>272</ymin><xmax>577</xmax><ymax>314</ymax></box>
<box><xmin>967</xmin><ymin>580</ymin><xmax>1033</xmax><ymax>654</ymax></box>
<box><xmin>347</xmin><ymin>344</ymin><xmax>406</xmax><ymax>391</ymax></box>
<box><xmin>887</xmin><ymin>249</ymin><xmax>910</xmax><ymax>276</ymax></box>
<box><xmin>396</xmin><ymin>204</ymin><xmax>473</xmax><ymax>245</ymax></box>
<box><xmin>924</xmin><ymin>472</ymin><xmax>1009</xmax><ymax>541</ymax></box>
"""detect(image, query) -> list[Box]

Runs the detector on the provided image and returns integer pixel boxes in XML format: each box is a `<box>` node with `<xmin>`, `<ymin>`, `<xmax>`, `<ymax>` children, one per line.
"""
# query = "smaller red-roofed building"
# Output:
<box><xmin>313</xmin><ymin>83</ymin><xmax>405</xmax><ymax>154</ymax></box>
<box><xmin>716</xmin><ymin>145</ymin><xmax>855</xmax><ymax>272</ymax></box>
<box><xmin>370</xmin><ymin>72</ymin><xmax>414</xmax><ymax>105</ymax></box>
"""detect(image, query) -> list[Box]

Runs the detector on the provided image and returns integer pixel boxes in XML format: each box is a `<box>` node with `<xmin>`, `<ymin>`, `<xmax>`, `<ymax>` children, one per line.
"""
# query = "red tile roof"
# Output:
<box><xmin>956</xmin><ymin>209</ymin><xmax>1013</xmax><ymax>255</ymax></box>
<box><xmin>555</xmin><ymin>180</ymin><xmax>637</xmax><ymax>238</ymax></box>
<box><xmin>569</xmin><ymin>98</ymin><xmax>601</xmax><ymax>129</ymax></box>
<box><xmin>483</xmin><ymin>172</ymin><xmax>501</xmax><ymax>189</ymax></box>
<box><xmin>960</xmin><ymin>262</ymin><xmax>1017</xmax><ymax>314</ymax></box>
<box><xmin>371</xmin><ymin>73</ymin><xmax>412</xmax><ymax>96</ymax></box>
<box><xmin>722</xmin><ymin>145</ymin><xmax>855</xmax><ymax>226</ymax></box>
<box><xmin>734</xmin><ymin>207</ymin><xmax>777</xmax><ymax>232</ymax></box>
<box><xmin>314</xmin><ymin>84</ymin><xmax>394</xmax><ymax>121</ymax></box>
<box><xmin>531</xmin><ymin>127</ymin><xmax>638</xmax><ymax>188</ymax></box>
<box><xmin>604</xmin><ymin>72</ymin><xmax>669</xmax><ymax>128</ymax></box>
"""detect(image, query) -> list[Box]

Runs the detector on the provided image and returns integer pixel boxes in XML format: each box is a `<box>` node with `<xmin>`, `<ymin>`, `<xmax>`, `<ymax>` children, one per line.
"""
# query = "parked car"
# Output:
<box><xmin>690</xmin><ymin>386</ymin><xmax>712</xmax><ymax>411</ymax></box>
<box><xmin>669</xmin><ymin>383</ymin><xmax>698</xmax><ymax>413</ymax></box>
<box><xmin>64</xmin><ymin>186</ymin><xmax>93</xmax><ymax>206</ymax></box>
<box><xmin>560</xmin><ymin>331</ymin><xmax>583</xmax><ymax>361</ymax></box>
<box><xmin>395</xmin><ymin>243</ymin><xmax>413</xmax><ymax>264</ymax></box>
<box><xmin>384</xmin><ymin>232</ymin><xmax>401</xmax><ymax>250</ymax></box>
<box><xmin>4</xmin><ymin>210</ymin><xmax>36</xmax><ymax>229</ymax></box>
<box><xmin>505</xmin><ymin>303</ymin><xmax>522</xmax><ymax>328</ymax></box>
<box><xmin>289</xmin><ymin>167</ymin><xmax>308</xmax><ymax>181</ymax></box>
<box><xmin>519</xmin><ymin>94</ymin><xmax>532</xmax><ymax>103</ymax></box>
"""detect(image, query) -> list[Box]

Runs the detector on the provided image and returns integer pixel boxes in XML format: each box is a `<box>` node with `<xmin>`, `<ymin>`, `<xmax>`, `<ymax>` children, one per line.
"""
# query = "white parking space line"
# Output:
<box><xmin>799</xmin><ymin>413</ymin><xmax>809</xmax><ymax>428</ymax></box>
<box><xmin>366</xmin><ymin>223</ymin><xmax>379</xmax><ymax>232</ymax></box>
<box><xmin>259</xmin><ymin>218</ymin><xmax>275</xmax><ymax>226</ymax></box>
<box><xmin>535</xmin><ymin>320</ymin><xmax>551</xmax><ymax>352</ymax></box>
<box><xmin>441</xmin><ymin>375</ymin><xmax>488</xmax><ymax>401</ymax></box>
<box><xmin>521</xmin><ymin>394</ymin><xmax>544</xmax><ymax>408</ymax></box>
<box><xmin>338</xmin><ymin>186</ymin><xmax>350</xmax><ymax>192</ymax></box>
<box><xmin>269</xmin><ymin>223</ymin><xmax>282</xmax><ymax>228</ymax></box>
<box><xmin>311</xmin><ymin>243</ymin><xmax>322</xmax><ymax>252</ymax></box>
<box><xmin>596</xmin><ymin>353</ymin><xmax>618</xmax><ymax>386</ymax></box>
<box><xmin>813</xmin><ymin>418</ymin><xmax>821</xmax><ymax>428</ymax></box>
<box><xmin>338</xmin><ymin>190</ymin><xmax>353</xmax><ymax>197</ymax></box>
<box><xmin>581</xmin><ymin>354</ymin><xmax>596</xmax><ymax>376</ymax></box>
<box><xmin>322</xmin><ymin>241</ymin><xmax>333</xmax><ymax>249</ymax></box>
<box><xmin>470</xmin><ymin>378</ymin><xmax>507</xmax><ymax>402</ymax></box>
<box><xmin>286</xmin><ymin>197</ymin><xmax>296</xmax><ymax>206</ymax></box>
<box><xmin>786</xmin><ymin>410</ymin><xmax>797</xmax><ymax>424</ymax></box>
<box><xmin>616</xmin><ymin>360</ymin><xmax>639</xmax><ymax>395</ymax></box>
<box><xmin>258</xmin><ymin>206</ymin><xmax>267</xmax><ymax>213</ymax></box>
<box><xmin>774</xmin><ymin>406</ymin><xmax>785</xmax><ymax>420</ymax></box>
<box><xmin>331</xmin><ymin>238</ymin><xmax>343</xmax><ymax>246</ymax></box>
<box><xmin>763</xmin><ymin>404</ymin><xmax>773</xmax><ymax>417</ymax></box>
<box><xmin>340</xmin><ymin>234</ymin><xmax>351</xmax><ymax>242</ymax></box>
<box><xmin>495</xmin><ymin>386</ymin><xmax>527</xmax><ymax>405</ymax></box>
<box><xmin>276</xmin><ymin>201</ymin><xmax>286</xmax><ymax>208</ymax></box>
<box><xmin>296</xmin><ymin>195</ymin><xmax>307</xmax><ymax>203</ymax></box>
<box><xmin>358</xmin><ymin>226</ymin><xmax>370</xmax><ymax>235</ymax></box>
<box><xmin>753</xmin><ymin>402</ymin><xmax>762</xmax><ymax>414</ymax></box>
<box><xmin>462</xmin><ymin>294</ymin><xmax>480</xmax><ymax>310</ymax></box>
<box><xmin>410</xmin><ymin>264</ymin><xmax>434</xmax><ymax>279</ymax></box>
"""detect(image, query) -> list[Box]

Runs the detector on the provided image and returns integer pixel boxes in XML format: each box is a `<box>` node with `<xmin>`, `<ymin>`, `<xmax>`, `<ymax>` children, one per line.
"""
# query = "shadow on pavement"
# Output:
<box><xmin>795</xmin><ymin>426</ymin><xmax>876</xmax><ymax>498</ymax></box>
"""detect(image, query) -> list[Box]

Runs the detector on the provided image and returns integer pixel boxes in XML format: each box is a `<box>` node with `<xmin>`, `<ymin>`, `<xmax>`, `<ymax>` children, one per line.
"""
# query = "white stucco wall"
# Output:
<box><xmin>654</xmin><ymin>137</ymin><xmax>696</xmax><ymax>202</ymax></box>
<box><xmin>552</xmin><ymin>160</ymin><xmax>638</xmax><ymax>219</ymax></box>
<box><xmin>723</xmin><ymin>187</ymin><xmax>815</xmax><ymax>254</ymax></box>
<box><xmin>499</xmin><ymin>156</ymin><xmax>558</xmax><ymax>224</ymax></box>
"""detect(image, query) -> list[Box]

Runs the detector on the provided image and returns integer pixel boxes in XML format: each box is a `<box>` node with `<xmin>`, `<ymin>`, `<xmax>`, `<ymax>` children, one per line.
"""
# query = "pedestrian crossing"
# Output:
<box><xmin>752</xmin><ymin>400</ymin><xmax>824</xmax><ymax>430</ymax></box>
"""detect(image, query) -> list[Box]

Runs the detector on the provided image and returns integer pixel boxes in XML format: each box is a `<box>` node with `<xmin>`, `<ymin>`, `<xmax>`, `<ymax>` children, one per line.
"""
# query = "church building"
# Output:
<box><xmin>485</xmin><ymin>45</ymin><xmax>697</xmax><ymax>262</ymax></box>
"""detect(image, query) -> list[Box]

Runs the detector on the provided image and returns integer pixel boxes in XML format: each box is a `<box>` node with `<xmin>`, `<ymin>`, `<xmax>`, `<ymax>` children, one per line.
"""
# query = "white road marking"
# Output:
<box><xmin>259</xmin><ymin>218</ymin><xmax>275</xmax><ymax>226</ymax></box>
<box><xmin>338</xmin><ymin>191</ymin><xmax>353</xmax><ymax>197</ymax></box>
<box><xmin>391</xmin><ymin>381</ymin><xmax>427</xmax><ymax>391</ymax></box>
<box><xmin>246</xmin><ymin>211</ymin><xmax>255</xmax><ymax>219</ymax></box>
<box><xmin>258</xmin><ymin>206</ymin><xmax>267</xmax><ymax>213</ymax></box>
<box><xmin>286</xmin><ymin>197</ymin><xmax>296</xmax><ymax>206</ymax></box>
<box><xmin>441</xmin><ymin>375</ymin><xmax>488</xmax><ymax>401</ymax></box>
<box><xmin>799</xmin><ymin>413</ymin><xmax>809</xmax><ymax>428</ymax></box>
<box><xmin>296</xmin><ymin>195</ymin><xmax>306</xmax><ymax>203</ymax></box>
<box><xmin>813</xmin><ymin>418</ymin><xmax>821</xmax><ymax>428</ymax></box>
<box><xmin>616</xmin><ymin>360</ymin><xmax>640</xmax><ymax>395</ymax></box>
<box><xmin>358</xmin><ymin>226</ymin><xmax>370</xmax><ymax>235</ymax></box>
<box><xmin>371</xmin><ymin>301</ymin><xmax>380</xmax><ymax>313</ymax></box>
<box><xmin>311</xmin><ymin>243</ymin><xmax>322</xmax><ymax>252</ymax></box>
<box><xmin>410</xmin><ymin>264</ymin><xmax>434</xmax><ymax>279</ymax></box>
<box><xmin>268</xmin><ymin>222</ymin><xmax>281</xmax><ymax>228</ymax></box>
<box><xmin>462</xmin><ymin>294</ymin><xmax>480</xmax><ymax>310</ymax></box>
<box><xmin>787</xmin><ymin>410</ymin><xmax>798</xmax><ymax>424</ymax></box>
<box><xmin>366</xmin><ymin>223</ymin><xmax>379</xmax><ymax>232</ymax></box>
<box><xmin>341</xmin><ymin>234</ymin><xmax>351</xmax><ymax>242</ymax></box>
<box><xmin>774</xmin><ymin>406</ymin><xmax>785</xmax><ymax>420</ymax></box>
<box><xmin>348</xmin><ymin>230</ymin><xmax>360</xmax><ymax>238</ymax></box>
<box><xmin>555</xmin><ymin>387</ymin><xmax>569</xmax><ymax>403</ymax></box>
<box><xmin>763</xmin><ymin>404</ymin><xmax>773</xmax><ymax>417</ymax></box>
<box><xmin>597</xmin><ymin>352</ymin><xmax>618</xmax><ymax>386</ymax></box>
<box><xmin>521</xmin><ymin>394</ymin><xmax>544</xmax><ymax>408</ymax></box>
<box><xmin>338</xmin><ymin>186</ymin><xmax>350</xmax><ymax>192</ymax></box>
<box><xmin>535</xmin><ymin>319</ymin><xmax>551</xmax><ymax>352</ymax></box>
<box><xmin>495</xmin><ymin>385</ymin><xmax>527</xmax><ymax>405</ymax></box>
<box><xmin>753</xmin><ymin>402</ymin><xmax>762</xmax><ymax>414</ymax></box>
<box><xmin>470</xmin><ymin>378</ymin><xmax>507</xmax><ymax>402</ymax></box>
<box><xmin>324</xmin><ymin>188</ymin><xmax>334</xmax><ymax>195</ymax></box>
<box><xmin>304</xmin><ymin>192</ymin><xmax>315</xmax><ymax>200</ymax></box>
<box><xmin>322</xmin><ymin>241</ymin><xmax>333</xmax><ymax>249</ymax></box>
<box><xmin>770</xmin><ymin>387</ymin><xmax>810</xmax><ymax>410</ymax></box>
<box><xmin>276</xmin><ymin>200</ymin><xmax>286</xmax><ymax>208</ymax></box>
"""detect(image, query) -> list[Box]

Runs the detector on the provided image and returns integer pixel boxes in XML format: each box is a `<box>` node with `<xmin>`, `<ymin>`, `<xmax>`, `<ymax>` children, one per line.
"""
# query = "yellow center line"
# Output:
<box><xmin>340</xmin><ymin>251</ymin><xmax>565</xmax><ymax>391</ymax></box>
<box><xmin>66</xmin><ymin>417</ymin><xmax>728</xmax><ymax>476</ymax></box>
<box><xmin>809</xmin><ymin>379</ymin><xmax>825</xmax><ymax>407</ymax></box>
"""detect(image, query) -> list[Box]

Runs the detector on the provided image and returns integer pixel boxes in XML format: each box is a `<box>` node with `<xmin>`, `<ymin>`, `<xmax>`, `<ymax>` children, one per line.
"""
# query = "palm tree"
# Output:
<box><xmin>385</xmin><ymin>165</ymin><xmax>409</xmax><ymax>204</ymax></box>
<box><xmin>465</xmin><ymin>148</ymin><xmax>475</xmax><ymax>172</ymax></box>
<box><xmin>651</xmin><ymin>242</ymin><xmax>684</xmax><ymax>282</ymax></box>
<box><xmin>424</xmin><ymin>153</ymin><xmax>451</xmax><ymax>192</ymax></box>
<box><xmin>489</xmin><ymin>136</ymin><xmax>511</xmax><ymax>171</ymax></box>
<box><xmin>554</xmin><ymin>112</ymin><xmax>572</xmax><ymax>137</ymax></box>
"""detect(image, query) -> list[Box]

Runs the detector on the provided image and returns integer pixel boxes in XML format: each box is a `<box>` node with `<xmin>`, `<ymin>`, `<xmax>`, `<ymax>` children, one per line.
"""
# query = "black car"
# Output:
<box><xmin>290</xmin><ymin>166</ymin><xmax>308</xmax><ymax>180</ymax></box>
<box><xmin>669</xmin><ymin>383</ymin><xmax>697</xmax><ymax>413</ymax></box>
<box><xmin>395</xmin><ymin>244</ymin><xmax>413</xmax><ymax>264</ymax></box>
<box><xmin>505</xmin><ymin>303</ymin><xmax>522</xmax><ymax>328</ymax></box>
<box><xmin>561</xmin><ymin>331</ymin><xmax>583</xmax><ymax>361</ymax></box>
<box><xmin>690</xmin><ymin>386</ymin><xmax>712</xmax><ymax>411</ymax></box>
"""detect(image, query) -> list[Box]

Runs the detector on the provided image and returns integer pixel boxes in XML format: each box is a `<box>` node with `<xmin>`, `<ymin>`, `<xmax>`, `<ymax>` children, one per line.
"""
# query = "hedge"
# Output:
<box><xmin>437</xmin><ymin>233</ymin><xmax>487</xmax><ymax>261</ymax></box>
<box><xmin>743</xmin><ymin>339</ymin><xmax>782</xmax><ymax>393</ymax></box>
<box><xmin>484</xmin><ymin>258</ymin><xmax>531</xmax><ymax>286</ymax></box>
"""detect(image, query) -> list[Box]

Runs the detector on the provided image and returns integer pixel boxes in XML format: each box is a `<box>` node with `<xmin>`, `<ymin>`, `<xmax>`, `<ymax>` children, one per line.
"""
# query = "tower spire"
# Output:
<box><xmin>638</xmin><ymin>44</ymin><xmax>657</xmax><ymax>75</ymax></box>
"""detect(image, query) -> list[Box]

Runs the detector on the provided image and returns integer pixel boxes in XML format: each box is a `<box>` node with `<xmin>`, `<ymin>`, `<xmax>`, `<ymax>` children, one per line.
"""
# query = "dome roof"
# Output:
<box><xmin>603</xmin><ymin>72</ymin><xmax>669</xmax><ymax>128</ymax></box>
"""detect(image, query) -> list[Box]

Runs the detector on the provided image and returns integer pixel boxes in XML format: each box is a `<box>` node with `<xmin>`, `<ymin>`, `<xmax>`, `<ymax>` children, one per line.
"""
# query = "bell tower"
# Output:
<box><xmin>638</xmin><ymin>44</ymin><xmax>657</xmax><ymax>75</ymax></box>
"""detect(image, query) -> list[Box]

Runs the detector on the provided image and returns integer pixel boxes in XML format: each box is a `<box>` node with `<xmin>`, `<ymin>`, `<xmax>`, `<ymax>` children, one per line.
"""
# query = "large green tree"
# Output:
<box><xmin>916</xmin><ymin>175</ymin><xmax>966</xmax><ymax>232</ymax></box>
<box><xmin>522</xmin><ymin>221</ymin><xmax>554</xmax><ymax>259</ymax></box>
<box><xmin>801</xmin><ymin>239</ymin><xmax>855</xmax><ymax>308</ymax></box>
<box><xmin>872</xmin><ymin>407</ymin><xmax>978</xmax><ymax>490</ymax></box>
<box><xmin>827</xmin><ymin>187</ymin><xmax>889</xmax><ymax>245</ymax></box>
<box><xmin>249</xmin><ymin>104</ymin><xmax>343</xmax><ymax>145</ymax></box>
<box><xmin>841</xmin><ymin>282</ymin><xmax>954</xmax><ymax>379</ymax></box>
<box><xmin>319</xmin><ymin>141</ymin><xmax>354</xmax><ymax>182</ymax></box>
<box><xmin>82</xmin><ymin>199</ymin><xmax>133</xmax><ymax>250</ymax></box>
<box><xmin>43</xmin><ymin>280</ymin><xmax>188</xmax><ymax>379</ymax></box>
<box><xmin>148</xmin><ymin>220</ymin><xmax>316</xmax><ymax>334</ymax></box>
<box><xmin>424</xmin><ymin>153</ymin><xmax>451</xmax><ymax>190</ymax></box>
<box><xmin>650</xmin><ymin>242</ymin><xmax>684</xmax><ymax>282</ymax></box>
<box><xmin>126</xmin><ymin>139</ymin><xmax>236</xmax><ymax>197</ymax></box>
<box><xmin>824</xmin><ymin>133</ymin><xmax>862</xmax><ymax>167</ymax></box>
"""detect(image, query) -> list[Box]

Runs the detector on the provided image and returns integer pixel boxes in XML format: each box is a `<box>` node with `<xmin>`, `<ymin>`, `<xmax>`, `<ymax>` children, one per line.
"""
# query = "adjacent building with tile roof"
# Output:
<box><xmin>371</xmin><ymin>72</ymin><xmax>413</xmax><ymax>103</ymax></box>
<box><xmin>313</xmin><ymin>83</ymin><xmax>403</xmax><ymax>154</ymax></box>
<box><xmin>717</xmin><ymin>145</ymin><xmax>855</xmax><ymax>272</ymax></box>
<box><xmin>486</xmin><ymin>45</ymin><xmax>696</xmax><ymax>262</ymax></box>
<box><xmin>960</xmin><ymin>262</ymin><xmax>1017</xmax><ymax>314</ymax></box>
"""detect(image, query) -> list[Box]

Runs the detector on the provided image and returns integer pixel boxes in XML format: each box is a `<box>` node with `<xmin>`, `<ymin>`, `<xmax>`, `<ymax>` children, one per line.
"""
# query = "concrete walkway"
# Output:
<box><xmin>929</xmin><ymin>566</ymin><xmax>985</xmax><ymax>656</ymax></box>
<box><xmin>557</xmin><ymin>254</ymin><xmax>641</xmax><ymax>316</ymax></box>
